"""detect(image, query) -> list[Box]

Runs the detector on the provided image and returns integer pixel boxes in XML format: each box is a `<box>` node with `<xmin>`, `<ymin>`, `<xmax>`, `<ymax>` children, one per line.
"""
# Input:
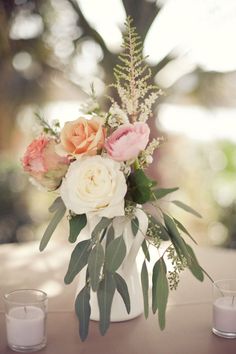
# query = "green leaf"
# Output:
<box><xmin>97</xmin><ymin>272</ymin><xmax>116</xmax><ymax>335</ymax></box>
<box><xmin>156</xmin><ymin>259</ymin><xmax>169</xmax><ymax>330</ymax></box>
<box><xmin>142</xmin><ymin>240</ymin><xmax>150</xmax><ymax>261</ymax></box>
<box><xmin>152</xmin><ymin>260</ymin><xmax>160</xmax><ymax>314</ymax></box>
<box><xmin>69</xmin><ymin>214</ymin><xmax>87</xmax><ymax>243</ymax></box>
<box><xmin>75</xmin><ymin>286</ymin><xmax>91</xmax><ymax>342</ymax></box>
<box><xmin>141</xmin><ymin>261</ymin><xmax>149</xmax><ymax>319</ymax></box>
<box><xmin>105</xmin><ymin>235</ymin><xmax>126</xmax><ymax>273</ymax></box>
<box><xmin>135</xmin><ymin>187</ymin><xmax>151</xmax><ymax>204</ymax></box>
<box><xmin>39</xmin><ymin>199</ymin><xmax>66</xmax><ymax>251</ymax></box>
<box><xmin>48</xmin><ymin>197</ymin><xmax>63</xmax><ymax>213</ymax></box>
<box><xmin>172</xmin><ymin>200</ymin><xmax>202</xmax><ymax>218</ymax></box>
<box><xmin>131</xmin><ymin>169</ymin><xmax>153</xmax><ymax>187</ymax></box>
<box><xmin>152</xmin><ymin>258</ymin><xmax>169</xmax><ymax>329</ymax></box>
<box><xmin>149</xmin><ymin>215</ymin><xmax>170</xmax><ymax>241</ymax></box>
<box><xmin>128</xmin><ymin>169</ymin><xmax>153</xmax><ymax>204</ymax></box>
<box><xmin>64</xmin><ymin>240</ymin><xmax>91</xmax><ymax>284</ymax></box>
<box><xmin>92</xmin><ymin>218</ymin><xmax>112</xmax><ymax>238</ymax></box>
<box><xmin>88</xmin><ymin>243</ymin><xmax>105</xmax><ymax>291</ymax></box>
<box><xmin>114</xmin><ymin>273</ymin><xmax>130</xmax><ymax>314</ymax></box>
<box><xmin>185</xmin><ymin>243</ymin><xmax>204</xmax><ymax>282</ymax></box>
<box><xmin>163</xmin><ymin>213</ymin><xmax>191</xmax><ymax>263</ymax></box>
<box><xmin>152</xmin><ymin>187</ymin><xmax>179</xmax><ymax>200</ymax></box>
<box><xmin>106</xmin><ymin>225</ymin><xmax>115</xmax><ymax>248</ymax></box>
<box><xmin>131</xmin><ymin>216</ymin><xmax>139</xmax><ymax>236</ymax></box>
<box><xmin>173</xmin><ymin>218</ymin><xmax>198</xmax><ymax>245</ymax></box>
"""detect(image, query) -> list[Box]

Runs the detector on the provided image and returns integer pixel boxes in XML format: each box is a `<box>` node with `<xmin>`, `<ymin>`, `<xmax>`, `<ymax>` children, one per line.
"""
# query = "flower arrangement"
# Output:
<box><xmin>22</xmin><ymin>18</ymin><xmax>205</xmax><ymax>341</ymax></box>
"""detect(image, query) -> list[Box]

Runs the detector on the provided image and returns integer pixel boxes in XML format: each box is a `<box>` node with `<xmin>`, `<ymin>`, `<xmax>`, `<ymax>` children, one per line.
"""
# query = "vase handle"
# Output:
<box><xmin>122</xmin><ymin>208</ymin><xmax>148</xmax><ymax>277</ymax></box>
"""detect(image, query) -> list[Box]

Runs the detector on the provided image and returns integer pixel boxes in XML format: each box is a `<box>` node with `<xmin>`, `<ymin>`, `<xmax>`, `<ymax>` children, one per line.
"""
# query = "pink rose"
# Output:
<box><xmin>58</xmin><ymin>116</ymin><xmax>106</xmax><ymax>157</ymax></box>
<box><xmin>22</xmin><ymin>136</ymin><xmax>69</xmax><ymax>190</ymax></box>
<box><xmin>105</xmin><ymin>122</ymin><xmax>150</xmax><ymax>161</ymax></box>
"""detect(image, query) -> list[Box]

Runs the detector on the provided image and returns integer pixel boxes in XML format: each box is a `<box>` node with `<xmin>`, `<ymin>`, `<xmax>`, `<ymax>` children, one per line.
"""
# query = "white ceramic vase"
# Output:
<box><xmin>76</xmin><ymin>208</ymin><xmax>149</xmax><ymax>322</ymax></box>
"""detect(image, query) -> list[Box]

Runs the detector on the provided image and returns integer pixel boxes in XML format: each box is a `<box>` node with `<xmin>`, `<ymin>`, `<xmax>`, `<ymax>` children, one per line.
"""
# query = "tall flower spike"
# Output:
<box><xmin>111</xmin><ymin>17</ymin><xmax>162</xmax><ymax>123</ymax></box>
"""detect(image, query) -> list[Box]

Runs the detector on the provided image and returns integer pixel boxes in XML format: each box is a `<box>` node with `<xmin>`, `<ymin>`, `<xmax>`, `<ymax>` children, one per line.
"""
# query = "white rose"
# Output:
<box><xmin>60</xmin><ymin>156</ymin><xmax>127</xmax><ymax>218</ymax></box>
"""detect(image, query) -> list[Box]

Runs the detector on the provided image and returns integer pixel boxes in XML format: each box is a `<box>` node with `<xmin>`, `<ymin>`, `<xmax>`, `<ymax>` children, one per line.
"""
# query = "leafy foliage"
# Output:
<box><xmin>92</xmin><ymin>218</ymin><xmax>112</xmax><ymax>238</ymax></box>
<box><xmin>39</xmin><ymin>197</ymin><xmax>66</xmax><ymax>251</ymax></box>
<box><xmin>88</xmin><ymin>243</ymin><xmax>105</xmax><ymax>291</ymax></box>
<box><xmin>114</xmin><ymin>273</ymin><xmax>131</xmax><ymax>314</ymax></box>
<box><xmin>131</xmin><ymin>216</ymin><xmax>139</xmax><ymax>236</ymax></box>
<box><xmin>64</xmin><ymin>240</ymin><xmax>91</xmax><ymax>284</ymax></box>
<box><xmin>75</xmin><ymin>286</ymin><xmax>91</xmax><ymax>342</ymax></box>
<box><xmin>69</xmin><ymin>214</ymin><xmax>87</xmax><ymax>243</ymax></box>
<box><xmin>128</xmin><ymin>169</ymin><xmax>154</xmax><ymax>204</ymax></box>
<box><xmin>141</xmin><ymin>261</ymin><xmax>149</xmax><ymax>319</ymax></box>
<box><xmin>171</xmin><ymin>200</ymin><xmax>202</xmax><ymax>218</ymax></box>
<box><xmin>141</xmin><ymin>240</ymin><xmax>150</xmax><ymax>261</ymax></box>
<box><xmin>153</xmin><ymin>187</ymin><xmax>179</xmax><ymax>200</ymax></box>
<box><xmin>97</xmin><ymin>272</ymin><xmax>116</xmax><ymax>336</ymax></box>
<box><xmin>152</xmin><ymin>258</ymin><xmax>169</xmax><ymax>330</ymax></box>
<box><xmin>35</xmin><ymin>112</ymin><xmax>60</xmax><ymax>138</ymax></box>
<box><xmin>105</xmin><ymin>235</ymin><xmax>126</xmax><ymax>273</ymax></box>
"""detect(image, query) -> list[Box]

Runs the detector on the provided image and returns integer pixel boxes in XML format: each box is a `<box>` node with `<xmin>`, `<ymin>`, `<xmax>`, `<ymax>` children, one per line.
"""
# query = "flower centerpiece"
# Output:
<box><xmin>22</xmin><ymin>18</ymin><xmax>206</xmax><ymax>341</ymax></box>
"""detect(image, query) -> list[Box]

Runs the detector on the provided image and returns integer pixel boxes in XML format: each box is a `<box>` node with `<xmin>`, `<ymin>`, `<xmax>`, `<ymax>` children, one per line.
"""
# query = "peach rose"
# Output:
<box><xmin>22</xmin><ymin>136</ymin><xmax>69</xmax><ymax>191</ymax></box>
<box><xmin>58</xmin><ymin>116</ymin><xmax>106</xmax><ymax>157</ymax></box>
<box><xmin>105</xmin><ymin>122</ymin><xmax>150</xmax><ymax>161</ymax></box>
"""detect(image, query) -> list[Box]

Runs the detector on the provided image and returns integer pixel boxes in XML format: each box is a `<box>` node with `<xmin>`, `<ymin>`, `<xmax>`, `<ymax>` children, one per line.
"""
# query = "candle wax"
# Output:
<box><xmin>6</xmin><ymin>306</ymin><xmax>45</xmax><ymax>347</ymax></box>
<box><xmin>213</xmin><ymin>296</ymin><xmax>236</xmax><ymax>333</ymax></box>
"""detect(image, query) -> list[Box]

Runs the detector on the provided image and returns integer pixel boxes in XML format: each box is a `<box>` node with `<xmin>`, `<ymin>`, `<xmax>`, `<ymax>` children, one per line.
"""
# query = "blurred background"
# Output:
<box><xmin>1</xmin><ymin>0</ymin><xmax>236</xmax><ymax>249</ymax></box>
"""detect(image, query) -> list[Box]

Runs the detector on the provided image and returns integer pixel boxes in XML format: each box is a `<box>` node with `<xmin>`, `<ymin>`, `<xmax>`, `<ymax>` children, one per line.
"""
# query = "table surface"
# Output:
<box><xmin>1</xmin><ymin>304</ymin><xmax>236</xmax><ymax>354</ymax></box>
<box><xmin>0</xmin><ymin>241</ymin><xmax>236</xmax><ymax>353</ymax></box>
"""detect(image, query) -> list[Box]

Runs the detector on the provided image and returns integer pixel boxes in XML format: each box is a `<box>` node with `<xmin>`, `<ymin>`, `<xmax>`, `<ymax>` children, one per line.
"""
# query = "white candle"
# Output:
<box><xmin>213</xmin><ymin>296</ymin><xmax>236</xmax><ymax>333</ymax></box>
<box><xmin>6</xmin><ymin>306</ymin><xmax>45</xmax><ymax>347</ymax></box>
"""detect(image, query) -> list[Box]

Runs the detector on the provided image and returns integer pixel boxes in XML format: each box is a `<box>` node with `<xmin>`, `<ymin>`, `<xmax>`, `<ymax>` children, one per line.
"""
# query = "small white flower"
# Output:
<box><xmin>120</xmin><ymin>162</ymin><xmax>131</xmax><ymax>176</ymax></box>
<box><xmin>108</xmin><ymin>103</ymin><xmax>129</xmax><ymax>127</ymax></box>
<box><xmin>146</xmin><ymin>155</ymin><xmax>153</xmax><ymax>164</ymax></box>
<box><xmin>60</xmin><ymin>156</ymin><xmax>127</xmax><ymax>218</ymax></box>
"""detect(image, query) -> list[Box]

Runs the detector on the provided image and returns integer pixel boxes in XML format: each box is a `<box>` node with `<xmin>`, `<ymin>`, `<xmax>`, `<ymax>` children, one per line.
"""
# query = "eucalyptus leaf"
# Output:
<box><xmin>64</xmin><ymin>240</ymin><xmax>91</xmax><ymax>284</ymax></box>
<box><xmin>97</xmin><ymin>272</ymin><xmax>116</xmax><ymax>335</ymax></box>
<box><xmin>156</xmin><ymin>258</ymin><xmax>169</xmax><ymax>330</ymax></box>
<box><xmin>172</xmin><ymin>200</ymin><xmax>202</xmax><ymax>218</ymax></box>
<box><xmin>114</xmin><ymin>273</ymin><xmax>130</xmax><ymax>314</ymax></box>
<box><xmin>39</xmin><ymin>199</ymin><xmax>66</xmax><ymax>251</ymax></box>
<box><xmin>69</xmin><ymin>214</ymin><xmax>87</xmax><ymax>243</ymax></box>
<box><xmin>173</xmin><ymin>217</ymin><xmax>198</xmax><ymax>245</ymax></box>
<box><xmin>88</xmin><ymin>243</ymin><xmax>105</xmax><ymax>291</ymax></box>
<box><xmin>152</xmin><ymin>187</ymin><xmax>179</xmax><ymax>200</ymax></box>
<box><xmin>106</xmin><ymin>226</ymin><xmax>115</xmax><ymax>248</ymax></box>
<box><xmin>141</xmin><ymin>261</ymin><xmax>149</xmax><ymax>319</ymax></box>
<box><xmin>149</xmin><ymin>215</ymin><xmax>170</xmax><ymax>241</ymax></box>
<box><xmin>75</xmin><ymin>286</ymin><xmax>91</xmax><ymax>341</ymax></box>
<box><xmin>152</xmin><ymin>260</ymin><xmax>160</xmax><ymax>314</ymax></box>
<box><xmin>152</xmin><ymin>258</ymin><xmax>169</xmax><ymax>329</ymax></box>
<box><xmin>163</xmin><ymin>213</ymin><xmax>191</xmax><ymax>264</ymax></box>
<box><xmin>92</xmin><ymin>218</ymin><xmax>112</xmax><ymax>238</ymax></box>
<box><xmin>185</xmin><ymin>243</ymin><xmax>204</xmax><ymax>282</ymax></box>
<box><xmin>142</xmin><ymin>240</ymin><xmax>150</xmax><ymax>262</ymax></box>
<box><xmin>131</xmin><ymin>216</ymin><xmax>139</xmax><ymax>236</ymax></box>
<box><xmin>105</xmin><ymin>235</ymin><xmax>126</xmax><ymax>273</ymax></box>
<box><xmin>48</xmin><ymin>197</ymin><xmax>63</xmax><ymax>213</ymax></box>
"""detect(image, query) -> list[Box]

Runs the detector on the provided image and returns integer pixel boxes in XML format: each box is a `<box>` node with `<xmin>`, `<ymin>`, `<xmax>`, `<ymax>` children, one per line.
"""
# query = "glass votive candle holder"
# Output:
<box><xmin>4</xmin><ymin>289</ymin><xmax>48</xmax><ymax>352</ymax></box>
<box><xmin>212</xmin><ymin>279</ymin><xmax>236</xmax><ymax>339</ymax></box>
